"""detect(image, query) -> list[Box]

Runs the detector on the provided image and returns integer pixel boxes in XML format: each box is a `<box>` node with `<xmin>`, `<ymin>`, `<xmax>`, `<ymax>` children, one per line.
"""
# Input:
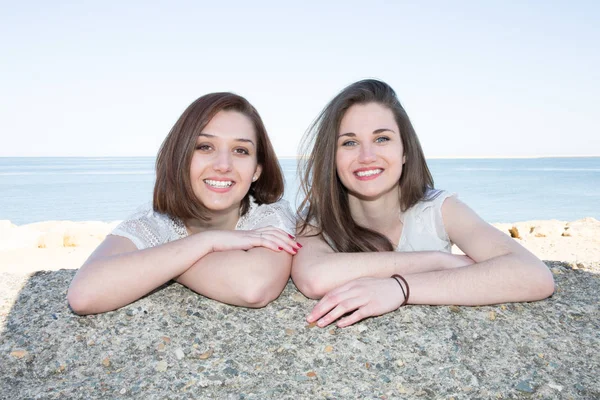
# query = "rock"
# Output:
<box><xmin>0</xmin><ymin>226</ymin><xmax>42</xmax><ymax>251</ymax></box>
<box><xmin>515</xmin><ymin>379</ymin><xmax>535</xmax><ymax>393</ymax></box>
<box><xmin>1</xmin><ymin>265</ymin><xmax>599</xmax><ymax>399</ymax></box>
<box><xmin>565</xmin><ymin>217</ymin><xmax>600</xmax><ymax>238</ymax></box>
<box><xmin>10</xmin><ymin>349</ymin><xmax>28</xmax><ymax>359</ymax></box>
<box><xmin>155</xmin><ymin>360</ymin><xmax>168</xmax><ymax>372</ymax></box>
<box><xmin>530</xmin><ymin>220</ymin><xmax>567</xmax><ymax>238</ymax></box>
<box><xmin>508</xmin><ymin>226</ymin><xmax>521</xmax><ymax>239</ymax></box>
<box><xmin>174</xmin><ymin>348</ymin><xmax>185</xmax><ymax>360</ymax></box>
<box><xmin>0</xmin><ymin>221</ymin><xmax>117</xmax><ymax>251</ymax></box>
<box><xmin>0</xmin><ymin>220</ymin><xmax>17</xmax><ymax>231</ymax></box>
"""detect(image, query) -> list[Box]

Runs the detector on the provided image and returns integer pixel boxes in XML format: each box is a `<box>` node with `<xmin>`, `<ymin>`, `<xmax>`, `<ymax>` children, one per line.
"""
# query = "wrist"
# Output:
<box><xmin>391</xmin><ymin>274</ymin><xmax>410</xmax><ymax>307</ymax></box>
<box><xmin>191</xmin><ymin>230</ymin><xmax>217</xmax><ymax>255</ymax></box>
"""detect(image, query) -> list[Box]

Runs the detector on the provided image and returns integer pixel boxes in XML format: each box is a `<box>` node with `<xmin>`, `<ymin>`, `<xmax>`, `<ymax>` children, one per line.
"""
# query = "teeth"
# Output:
<box><xmin>204</xmin><ymin>179</ymin><xmax>233</xmax><ymax>188</ymax></box>
<box><xmin>356</xmin><ymin>169</ymin><xmax>382</xmax><ymax>177</ymax></box>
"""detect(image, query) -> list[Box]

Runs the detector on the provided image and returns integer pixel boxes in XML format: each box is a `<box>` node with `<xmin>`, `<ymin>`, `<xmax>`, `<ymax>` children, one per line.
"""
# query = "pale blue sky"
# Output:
<box><xmin>1</xmin><ymin>1</ymin><xmax>598</xmax><ymax>157</ymax></box>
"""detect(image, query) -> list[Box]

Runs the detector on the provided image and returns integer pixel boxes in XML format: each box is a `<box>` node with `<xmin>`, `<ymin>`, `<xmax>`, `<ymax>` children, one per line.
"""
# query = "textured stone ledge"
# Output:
<box><xmin>1</xmin><ymin>262</ymin><xmax>598</xmax><ymax>399</ymax></box>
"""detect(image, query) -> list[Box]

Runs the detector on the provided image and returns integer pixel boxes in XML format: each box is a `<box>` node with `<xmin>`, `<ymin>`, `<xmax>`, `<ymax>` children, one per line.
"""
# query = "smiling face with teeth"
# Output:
<box><xmin>335</xmin><ymin>102</ymin><xmax>405</xmax><ymax>202</ymax></box>
<box><xmin>190</xmin><ymin>110</ymin><xmax>262</xmax><ymax>216</ymax></box>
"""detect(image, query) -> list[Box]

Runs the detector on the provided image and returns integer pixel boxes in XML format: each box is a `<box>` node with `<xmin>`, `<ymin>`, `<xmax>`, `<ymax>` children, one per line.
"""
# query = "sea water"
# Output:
<box><xmin>0</xmin><ymin>157</ymin><xmax>598</xmax><ymax>225</ymax></box>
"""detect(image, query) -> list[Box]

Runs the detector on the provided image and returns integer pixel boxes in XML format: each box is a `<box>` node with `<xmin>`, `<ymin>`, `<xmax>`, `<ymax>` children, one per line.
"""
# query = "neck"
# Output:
<box><xmin>185</xmin><ymin>205</ymin><xmax>241</xmax><ymax>234</ymax></box>
<box><xmin>348</xmin><ymin>189</ymin><xmax>402</xmax><ymax>235</ymax></box>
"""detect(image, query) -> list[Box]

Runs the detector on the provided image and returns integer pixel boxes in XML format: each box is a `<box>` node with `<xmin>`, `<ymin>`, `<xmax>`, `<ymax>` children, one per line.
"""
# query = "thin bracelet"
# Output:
<box><xmin>391</xmin><ymin>274</ymin><xmax>410</xmax><ymax>307</ymax></box>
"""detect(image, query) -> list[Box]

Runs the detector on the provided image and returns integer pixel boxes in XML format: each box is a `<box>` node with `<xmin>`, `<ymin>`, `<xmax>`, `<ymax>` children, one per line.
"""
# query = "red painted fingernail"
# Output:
<box><xmin>288</xmin><ymin>234</ymin><xmax>295</xmax><ymax>239</ymax></box>
<box><xmin>278</xmin><ymin>247</ymin><xmax>283</xmax><ymax>251</ymax></box>
<box><xmin>296</xmin><ymin>242</ymin><xmax>303</xmax><ymax>248</ymax></box>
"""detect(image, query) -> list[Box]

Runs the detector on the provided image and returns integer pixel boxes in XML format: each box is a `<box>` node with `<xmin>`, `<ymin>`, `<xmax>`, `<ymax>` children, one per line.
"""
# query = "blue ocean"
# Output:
<box><xmin>0</xmin><ymin>157</ymin><xmax>598</xmax><ymax>225</ymax></box>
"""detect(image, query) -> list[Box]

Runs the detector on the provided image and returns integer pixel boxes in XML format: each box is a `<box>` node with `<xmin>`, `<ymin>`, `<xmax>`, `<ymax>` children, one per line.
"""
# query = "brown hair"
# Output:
<box><xmin>298</xmin><ymin>79</ymin><xmax>434</xmax><ymax>252</ymax></box>
<box><xmin>154</xmin><ymin>92</ymin><xmax>284</xmax><ymax>222</ymax></box>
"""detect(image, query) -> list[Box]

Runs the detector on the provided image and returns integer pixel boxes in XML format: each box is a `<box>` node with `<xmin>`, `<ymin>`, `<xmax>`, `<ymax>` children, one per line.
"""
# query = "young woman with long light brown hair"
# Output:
<box><xmin>293</xmin><ymin>79</ymin><xmax>554</xmax><ymax>328</ymax></box>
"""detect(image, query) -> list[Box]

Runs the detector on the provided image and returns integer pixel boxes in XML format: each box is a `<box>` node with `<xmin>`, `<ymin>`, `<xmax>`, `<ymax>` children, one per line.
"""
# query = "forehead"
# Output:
<box><xmin>339</xmin><ymin>102</ymin><xmax>397</xmax><ymax>133</ymax></box>
<box><xmin>202</xmin><ymin>110</ymin><xmax>257</xmax><ymax>141</ymax></box>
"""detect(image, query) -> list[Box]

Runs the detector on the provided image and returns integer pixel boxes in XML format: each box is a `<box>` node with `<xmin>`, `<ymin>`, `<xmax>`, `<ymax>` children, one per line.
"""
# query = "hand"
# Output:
<box><xmin>203</xmin><ymin>226</ymin><xmax>301</xmax><ymax>255</ymax></box>
<box><xmin>306</xmin><ymin>277</ymin><xmax>406</xmax><ymax>328</ymax></box>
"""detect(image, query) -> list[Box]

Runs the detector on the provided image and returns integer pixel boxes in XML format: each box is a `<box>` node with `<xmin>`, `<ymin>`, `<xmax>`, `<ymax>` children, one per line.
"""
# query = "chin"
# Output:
<box><xmin>348</xmin><ymin>185</ymin><xmax>399</xmax><ymax>202</ymax></box>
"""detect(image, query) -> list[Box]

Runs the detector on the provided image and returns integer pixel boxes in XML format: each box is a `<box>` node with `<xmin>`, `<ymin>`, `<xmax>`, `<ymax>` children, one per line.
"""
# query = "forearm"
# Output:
<box><xmin>177</xmin><ymin>248</ymin><xmax>292</xmax><ymax>308</ymax></box>
<box><xmin>68</xmin><ymin>234</ymin><xmax>212</xmax><ymax>314</ymax></box>
<box><xmin>404</xmin><ymin>252</ymin><xmax>554</xmax><ymax>305</ymax></box>
<box><xmin>293</xmin><ymin>250</ymin><xmax>450</xmax><ymax>299</ymax></box>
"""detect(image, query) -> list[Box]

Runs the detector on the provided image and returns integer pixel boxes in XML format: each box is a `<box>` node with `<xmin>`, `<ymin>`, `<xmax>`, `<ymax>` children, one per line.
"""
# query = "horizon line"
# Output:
<box><xmin>1</xmin><ymin>154</ymin><xmax>599</xmax><ymax>160</ymax></box>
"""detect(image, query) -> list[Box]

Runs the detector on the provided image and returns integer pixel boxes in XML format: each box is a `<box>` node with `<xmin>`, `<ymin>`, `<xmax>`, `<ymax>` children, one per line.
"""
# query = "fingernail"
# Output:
<box><xmin>278</xmin><ymin>247</ymin><xmax>283</xmax><ymax>251</ymax></box>
<box><xmin>296</xmin><ymin>242</ymin><xmax>303</xmax><ymax>248</ymax></box>
<box><xmin>288</xmin><ymin>234</ymin><xmax>295</xmax><ymax>239</ymax></box>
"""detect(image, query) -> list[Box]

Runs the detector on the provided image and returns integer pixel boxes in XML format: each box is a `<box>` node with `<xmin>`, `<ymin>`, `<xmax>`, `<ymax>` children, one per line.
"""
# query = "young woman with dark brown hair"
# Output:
<box><xmin>68</xmin><ymin>92</ymin><xmax>300</xmax><ymax>315</ymax></box>
<box><xmin>292</xmin><ymin>79</ymin><xmax>555</xmax><ymax>328</ymax></box>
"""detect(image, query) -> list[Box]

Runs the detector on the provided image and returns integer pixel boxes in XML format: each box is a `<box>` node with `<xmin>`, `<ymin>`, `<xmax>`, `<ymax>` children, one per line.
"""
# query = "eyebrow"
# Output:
<box><xmin>338</xmin><ymin>128</ymin><xmax>397</xmax><ymax>138</ymax></box>
<box><xmin>198</xmin><ymin>132</ymin><xmax>256</xmax><ymax>146</ymax></box>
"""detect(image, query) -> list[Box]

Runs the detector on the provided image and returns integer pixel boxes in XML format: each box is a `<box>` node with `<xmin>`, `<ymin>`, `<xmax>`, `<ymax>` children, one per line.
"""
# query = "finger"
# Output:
<box><xmin>316</xmin><ymin>296</ymin><xmax>365</xmax><ymax>328</ymax></box>
<box><xmin>336</xmin><ymin>307</ymin><xmax>370</xmax><ymax>328</ymax></box>
<box><xmin>246</xmin><ymin>232</ymin><xmax>283</xmax><ymax>252</ymax></box>
<box><xmin>255</xmin><ymin>232</ymin><xmax>298</xmax><ymax>255</ymax></box>
<box><xmin>307</xmin><ymin>285</ymin><xmax>359</xmax><ymax>323</ymax></box>
<box><xmin>256</xmin><ymin>227</ymin><xmax>302</xmax><ymax>250</ymax></box>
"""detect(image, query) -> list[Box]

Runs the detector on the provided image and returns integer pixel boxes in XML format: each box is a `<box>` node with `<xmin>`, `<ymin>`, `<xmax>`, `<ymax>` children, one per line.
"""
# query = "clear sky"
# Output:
<box><xmin>1</xmin><ymin>1</ymin><xmax>598</xmax><ymax>158</ymax></box>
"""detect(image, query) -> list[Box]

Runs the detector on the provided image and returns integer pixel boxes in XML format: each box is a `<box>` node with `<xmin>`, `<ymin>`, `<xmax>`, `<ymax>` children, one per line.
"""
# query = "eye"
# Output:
<box><xmin>195</xmin><ymin>144</ymin><xmax>213</xmax><ymax>151</ymax></box>
<box><xmin>341</xmin><ymin>140</ymin><xmax>358</xmax><ymax>147</ymax></box>
<box><xmin>233</xmin><ymin>147</ymin><xmax>250</xmax><ymax>155</ymax></box>
<box><xmin>375</xmin><ymin>136</ymin><xmax>390</xmax><ymax>143</ymax></box>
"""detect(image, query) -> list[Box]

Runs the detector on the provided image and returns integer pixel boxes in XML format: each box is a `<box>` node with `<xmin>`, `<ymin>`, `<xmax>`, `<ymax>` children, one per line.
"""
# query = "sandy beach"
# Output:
<box><xmin>0</xmin><ymin>217</ymin><xmax>598</xmax><ymax>275</ymax></box>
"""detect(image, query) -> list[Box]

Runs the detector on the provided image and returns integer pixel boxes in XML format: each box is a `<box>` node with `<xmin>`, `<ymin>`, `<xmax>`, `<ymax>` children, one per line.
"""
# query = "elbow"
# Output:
<box><xmin>238</xmin><ymin>279</ymin><xmax>286</xmax><ymax>308</ymax></box>
<box><xmin>533</xmin><ymin>266</ymin><xmax>556</xmax><ymax>300</ymax></box>
<box><xmin>524</xmin><ymin>259</ymin><xmax>556</xmax><ymax>301</ymax></box>
<box><xmin>67</xmin><ymin>286</ymin><xmax>95</xmax><ymax>316</ymax></box>
<box><xmin>291</xmin><ymin>269</ymin><xmax>326</xmax><ymax>300</ymax></box>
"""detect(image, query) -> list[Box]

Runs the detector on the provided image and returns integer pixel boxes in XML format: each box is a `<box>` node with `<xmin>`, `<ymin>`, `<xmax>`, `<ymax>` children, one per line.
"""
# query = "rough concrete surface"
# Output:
<box><xmin>1</xmin><ymin>262</ymin><xmax>598</xmax><ymax>399</ymax></box>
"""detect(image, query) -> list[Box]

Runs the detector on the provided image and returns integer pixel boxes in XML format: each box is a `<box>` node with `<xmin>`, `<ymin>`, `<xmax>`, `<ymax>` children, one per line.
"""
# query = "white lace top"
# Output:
<box><xmin>111</xmin><ymin>197</ymin><xmax>296</xmax><ymax>250</ymax></box>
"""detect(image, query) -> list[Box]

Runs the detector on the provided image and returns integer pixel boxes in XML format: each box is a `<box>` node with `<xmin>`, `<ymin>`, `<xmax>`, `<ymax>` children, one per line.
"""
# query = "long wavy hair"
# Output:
<box><xmin>154</xmin><ymin>92</ymin><xmax>284</xmax><ymax>222</ymax></box>
<box><xmin>297</xmin><ymin>79</ymin><xmax>434</xmax><ymax>252</ymax></box>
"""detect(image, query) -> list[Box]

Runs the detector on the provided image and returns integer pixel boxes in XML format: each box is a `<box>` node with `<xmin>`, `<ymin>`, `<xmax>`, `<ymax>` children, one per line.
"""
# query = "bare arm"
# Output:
<box><xmin>291</xmin><ymin>227</ymin><xmax>471</xmax><ymax>299</ymax></box>
<box><xmin>176</xmin><ymin>248</ymin><xmax>292</xmax><ymax>308</ymax></box>
<box><xmin>405</xmin><ymin>196</ymin><xmax>555</xmax><ymax>305</ymax></box>
<box><xmin>67</xmin><ymin>233</ymin><xmax>213</xmax><ymax>315</ymax></box>
<box><xmin>68</xmin><ymin>228</ymin><xmax>297</xmax><ymax>315</ymax></box>
<box><xmin>306</xmin><ymin>197</ymin><xmax>555</xmax><ymax>328</ymax></box>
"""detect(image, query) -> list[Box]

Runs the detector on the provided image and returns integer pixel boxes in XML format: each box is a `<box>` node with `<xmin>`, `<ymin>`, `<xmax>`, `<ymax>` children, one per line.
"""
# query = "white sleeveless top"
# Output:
<box><xmin>320</xmin><ymin>189</ymin><xmax>455</xmax><ymax>253</ymax></box>
<box><xmin>111</xmin><ymin>197</ymin><xmax>296</xmax><ymax>250</ymax></box>
<box><xmin>396</xmin><ymin>189</ymin><xmax>455</xmax><ymax>253</ymax></box>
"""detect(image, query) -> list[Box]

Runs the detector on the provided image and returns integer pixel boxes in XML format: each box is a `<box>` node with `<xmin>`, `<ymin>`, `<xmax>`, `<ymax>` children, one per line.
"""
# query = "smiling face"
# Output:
<box><xmin>190</xmin><ymin>110</ymin><xmax>262</xmax><ymax>214</ymax></box>
<box><xmin>335</xmin><ymin>102</ymin><xmax>405</xmax><ymax>202</ymax></box>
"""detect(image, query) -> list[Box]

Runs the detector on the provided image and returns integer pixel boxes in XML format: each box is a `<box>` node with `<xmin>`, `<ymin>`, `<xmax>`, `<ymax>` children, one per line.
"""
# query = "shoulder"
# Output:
<box><xmin>404</xmin><ymin>189</ymin><xmax>456</xmax><ymax>219</ymax></box>
<box><xmin>111</xmin><ymin>203</ymin><xmax>187</xmax><ymax>249</ymax></box>
<box><xmin>399</xmin><ymin>189</ymin><xmax>456</xmax><ymax>252</ymax></box>
<box><xmin>237</xmin><ymin>197</ymin><xmax>296</xmax><ymax>234</ymax></box>
<box><xmin>421</xmin><ymin>188</ymin><xmax>456</xmax><ymax>209</ymax></box>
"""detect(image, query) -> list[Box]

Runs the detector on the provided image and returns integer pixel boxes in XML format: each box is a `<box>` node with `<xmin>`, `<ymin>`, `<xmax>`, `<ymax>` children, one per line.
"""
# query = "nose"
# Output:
<box><xmin>212</xmin><ymin>149</ymin><xmax>232</xmax><ymax>172</ymax></box>
<box><xmin>358</xmin><ymin>143</ymin><xmax>376</xmax><ymax>164</ymax></box>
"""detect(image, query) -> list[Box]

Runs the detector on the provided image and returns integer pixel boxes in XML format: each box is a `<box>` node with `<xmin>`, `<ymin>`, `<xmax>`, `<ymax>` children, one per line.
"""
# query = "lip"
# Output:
<box><xmin>353</xmin><ymin>168</ymin><xmax>383</xmax><ymax>181</ymax></box>
<box><xmin>203</xmin><ymin>178</ymin><xmax>236</xmax><ymax>193</ymax></box>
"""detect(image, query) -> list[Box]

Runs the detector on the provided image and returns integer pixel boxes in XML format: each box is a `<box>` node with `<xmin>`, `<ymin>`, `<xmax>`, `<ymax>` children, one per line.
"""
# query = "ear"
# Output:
<box><xmin>252</xmin><ymin>164</ymin><xmax>263</xmax><ymax>182</ymax></box>
<box><xmin>402</xmin><ymin>154</ymin><xmax>406</xmax><ymax>164</ymax></box>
